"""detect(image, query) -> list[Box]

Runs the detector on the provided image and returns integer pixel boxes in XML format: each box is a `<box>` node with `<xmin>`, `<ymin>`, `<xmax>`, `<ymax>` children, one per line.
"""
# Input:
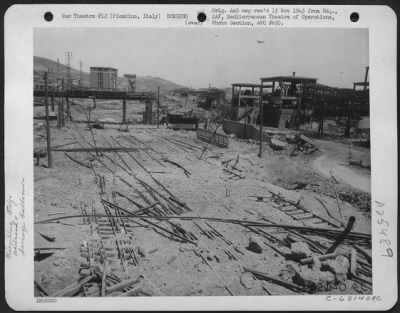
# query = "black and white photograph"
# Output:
<box><xmin>32</xmin><ymin>26</ymin><xmax>373</xmax><ymax>297</ymax></box>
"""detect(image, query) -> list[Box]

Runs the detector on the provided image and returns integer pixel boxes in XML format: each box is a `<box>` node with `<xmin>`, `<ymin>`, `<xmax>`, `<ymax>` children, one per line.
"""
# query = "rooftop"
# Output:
<box><xmin>353</xmin><ymin>82</ymin><xmax>369</xmax><ymax>86</ymax></box>
<box><xmin>260</xmin><ymin>76</ymin><xmax>318</xmax><ymax>84</ymax></box>
<box><xmin>90</xmin><ymin>67</ymin><xmax>118</xmax><ymax>72</ymax></box>
<box><xmin>232</xmin><ymin>83</ymin><xmax>261</xmax><ymax>88</ymax></box>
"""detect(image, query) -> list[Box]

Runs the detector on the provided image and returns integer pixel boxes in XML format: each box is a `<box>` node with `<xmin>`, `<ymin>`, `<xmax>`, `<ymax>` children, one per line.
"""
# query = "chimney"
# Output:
<box><xmin>292</xmin><ymin>72</ymin><xmax>296</xmax><ymax>77</ymax></box>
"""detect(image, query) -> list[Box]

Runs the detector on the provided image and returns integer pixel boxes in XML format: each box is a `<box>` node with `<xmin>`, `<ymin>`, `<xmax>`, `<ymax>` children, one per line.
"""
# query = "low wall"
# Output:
<box><xmin>222</xmin><ymin>120</ymin><xmax>270</xmax><ymax>142</ymax></box>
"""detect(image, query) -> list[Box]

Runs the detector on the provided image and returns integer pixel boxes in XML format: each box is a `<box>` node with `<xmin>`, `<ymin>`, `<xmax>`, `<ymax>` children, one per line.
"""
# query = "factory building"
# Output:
<box><xmin>124</xmin><ymin>74</ymin><xmax>137</xmax><ymax>92</ymax></box>
<box><xmin>90</xmin><ymin>67</ymin><xmax>118</xmax><ymax>90</ymax></box>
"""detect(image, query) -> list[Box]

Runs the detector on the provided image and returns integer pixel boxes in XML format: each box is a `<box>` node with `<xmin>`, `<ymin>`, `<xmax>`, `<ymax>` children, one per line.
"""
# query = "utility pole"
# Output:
<box><xmin>51</xmin><ymin>94</ymin><xmax>55</xmax><ymax>112</ymax></box>
<box><xmin>157</xmin><ymin>86</ymin><xmax>160</xmax><ymax>128</ymax></box>
<box><xmin>44</xmin><ymin>71</ymin><xmax>53</xmax><ymax>168</ymax></box>
<box><xmin>57</xmin><ymin>58</ymin><xmax>60</xmax><ymax>89</ymax></box>
<box><xmin>65</xmin><ymin>51</ymin><xmax>72</xmax><ymax>90</ymax></box>
<box><xmin>79</xmin><ymin>61</ymin><xmax>83</xmax><ymax>87</ymax></box>
<box><xmin>231</xmin><ymin>86</ymin><xmax>234</xmax><ymax>111</ymax></box>
<box><xmin>238</xmin><ymin>86</ymin><xmax>243</xmax><ymax>136</ymax></box>
<box><xmin>61</xmin><ymin>78</ymin><xmax>65</xmax><ymax>127</ymax></box>
<box><xmin>64</xmin><ymin>52</ymin><xmax>72</xmax><ymax>121</ymax></box>
<box><xmin>66</xmin><ymin>91</ymin><xmax>70</xmax><ymax>121</ymax></box>
<box><xmin>122</xmin><ymin>97</ymin><xmax>127</xmax><ymax>123</ymax></box>
<box><xmin>364</xmin><ymin>66</ymin><xmax>369</xmax><ymax>91</ymax></box>
<box><xmin>258</xmin><ymin>81</ymin><xmax>264</xmax><ymax>158</ymax></box>
<box><xmin>57</xmin><ymin>94</ymin><xmax>62</xmax><ymax>129</ymax></box>
<box><xmin>149</xmin><ymin>97</ymin><xmax>153</xmax><ymax>124</ymax></box>
<box><xmin>56</xmin><ymin>57</ymin><xmax>61</xmax><ymax>127</ymax></box>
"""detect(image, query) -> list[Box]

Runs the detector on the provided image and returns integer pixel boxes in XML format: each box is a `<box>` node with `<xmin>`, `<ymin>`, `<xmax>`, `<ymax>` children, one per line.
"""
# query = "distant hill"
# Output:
<box><xmin>34</xmin><ymin>56</ymin><xmax>186</xmax><ymax>94</ymax></box>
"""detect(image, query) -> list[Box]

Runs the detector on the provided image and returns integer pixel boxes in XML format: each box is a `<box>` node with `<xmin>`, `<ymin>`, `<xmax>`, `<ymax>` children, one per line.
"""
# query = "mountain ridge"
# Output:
<box><xmin>34</xmin><ymin>56</ymin><xmax>187</xmax><ymax>94</ymax></box>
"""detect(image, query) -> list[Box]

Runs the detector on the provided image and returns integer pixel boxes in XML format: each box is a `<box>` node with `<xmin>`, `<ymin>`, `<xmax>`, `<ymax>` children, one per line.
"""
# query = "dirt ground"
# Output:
<box><xmin>34</xmin><ymin>100</ymin><xmax>372</xmax><ymax>297</ymax></box>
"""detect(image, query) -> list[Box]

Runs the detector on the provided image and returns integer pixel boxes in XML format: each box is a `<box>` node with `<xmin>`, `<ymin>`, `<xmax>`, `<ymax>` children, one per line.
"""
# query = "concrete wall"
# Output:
<box><xmin>90</xmin><ymin>68</ymin><xmax>118</xmax><ymax>90</ymax></box>
<box><xmin>222</xmin><ymin>120</ymin><xmax>270</xmax><ymax>142</ymax></box>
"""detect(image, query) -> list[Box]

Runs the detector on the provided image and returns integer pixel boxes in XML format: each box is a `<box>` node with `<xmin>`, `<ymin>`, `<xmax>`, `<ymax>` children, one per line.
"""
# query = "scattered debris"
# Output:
<box><xmin>321</xmin><ymin>255</ymin><xmax>350</xmax><ymax>283</ymax></box>
<box><xmin>64</xmin><ymin>152</ymin><xmax>93</xmax><ymax>169</ymax></box>
<box><xmin>34</xmin><ymin>150</ymin><xmax>47</xmax><ymax>158</ymax></box>
<box><xmin>35</xmin><ymin>281</ymin><xmax>50</xmax><ymax>296</ymax></box>
<box><xmin>287</xmin><ymin>182</ymin><xmax>308</xmax><ymax>190</ymax></box>
<box><xmin>299</xmin><ymin>251</ymin><xmax>348</xmax><ymax>265</ymax></box>
<box><xmin>352</xmin><ymin>244</ymin><xmax>371</xmax><ymax>264</ymax></box>
<box><xmin>349</xmin><ymin>159</ymin><xmax>371</xmax><ymax>169</ymax></box>
<box><xmin>246</xmin><ymin>235</ymin><xmax>263</xmax><ymax>254</ymax></box>
<box><xmin>289</xmin><ymin>134</ymin><xmax>319</xmax><ymax>156</ymax></box>
<box><xmin>48</xmin><ymin>212</ymin><xmax>66</xmax><ymax>216</ymax></box>
<box><xmin>33</xmin><ymin>94</ymin><xmax>371</xmax><ymax>297</ymax></box>
<box><xmin>329</xmin><ymin>171</ymin><xmax>345</xmax><ymax>226</ymax></box>
<box><xmin>314</xmin><ymin>196</ymin><xmax>342</xmax><ymax>225</ymax></box>
<box><xmin>162</xmin><ymin>158</ymin><xmax>191</xmax><ymax>177</ymax></box>
<box><xmin>39</xmin><ymin>232</ymin><xmax>56</xmax><ymax>242</ymax></box>
<box><xmin>244</xmin><ymin>267</ymin><xmax>304</xmax><ymax>293</ymax></box>
<box><xmin>240</xmin><ymin>272</ymin><xmax>255</xmax><ymax>289</ymax></box>
<box><xmin>326</xmin><ymin>216</ymin><xmax>356</xmax><ymax>254</ymax></box>
<box><xmin>292</xmin><ymin>266</ymin><xmax>335</xmax><ymax>292</ymax></box>
<box><xmin>197</xmin><ymin>128</ymin><xmax>229</xmax><ymax>148</ymax></box>
<box><xmin>89</xmin><ymin>121</ymin><xmax>105</xmax><ymax>129</ymax></box>
<box><xmin>270</xmin><ymin>138</ymin><xmax>288</xmax><ymax>150</ymax></box>
<box><xmin>287</xmin><ymin>241</ymin><xmax>312</xmax><ymax>261</ymax></box>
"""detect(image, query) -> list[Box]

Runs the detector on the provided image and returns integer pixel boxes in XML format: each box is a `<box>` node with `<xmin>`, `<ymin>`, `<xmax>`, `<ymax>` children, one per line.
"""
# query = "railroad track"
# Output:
<box><xmin>65</xmin><ymin>121</ymin><xmax>372</xmax><ymax>295</ymax></box>
<box><xmin>250</xmin><ymin>191</ymin><xmax>342</xmax><ymax>229</ymax></box>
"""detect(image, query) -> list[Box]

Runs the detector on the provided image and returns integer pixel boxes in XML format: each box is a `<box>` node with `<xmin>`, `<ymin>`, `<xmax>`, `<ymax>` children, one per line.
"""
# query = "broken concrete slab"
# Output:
<box><xmin>287</xmin><ymin>241</ymin><xmax>312</xmax><ymax>261</ymax></box>
<box><xmin>270</xmin><ymin>138</ymin><xmax>288</xmax><ymax>151</ymax></box>
<box><xmin>321</xmin><ymin>255</ymin><xmax>350</xmax><ymax>283</ymax></box>
<box><xmin>246</xmin><ymin>235</ymin><xmax>263</xmax><ymax>254</ymax></box>
<box><xmin>292</xmin><ymin>267</ymin><xmax>335</xmax><ymax>292</ymax></box>
<box><xmin>240</xmin><ymin>272</ymin><xmax>255</xmax><ymax>290</ymax></box>
<box><xmin>285</xmin><ymin>134</ymin><xmax>298</xmax><ymax>144</ymax></box>
<box><xmin>299</xmin><ymin>134</ymin><xmax>316</xmax><ymax>147</ymax></box>
<box><xmin>279</xmin><ymin>264</ymin><xmax>298</xmax><ymax>282</ymax></box>
<box><xmin>311</xmin><ymin>256</ymin><xmax>322</xmax><ymax>272</ymax></box>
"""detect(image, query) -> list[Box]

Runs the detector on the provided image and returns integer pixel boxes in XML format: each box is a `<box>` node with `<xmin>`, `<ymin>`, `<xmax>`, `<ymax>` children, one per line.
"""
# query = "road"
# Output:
<box><xmin>312</xmin><ymin>139</ymin><xmax>371</xmax><ymax>193</ymax></box>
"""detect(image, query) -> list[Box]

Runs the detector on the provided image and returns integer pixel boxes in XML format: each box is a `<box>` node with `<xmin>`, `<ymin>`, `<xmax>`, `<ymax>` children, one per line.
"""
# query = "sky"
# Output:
<box><xmin>34</xmin><ymin>27</ymin><xmax>368</xmax><ymax>89</ymax></box>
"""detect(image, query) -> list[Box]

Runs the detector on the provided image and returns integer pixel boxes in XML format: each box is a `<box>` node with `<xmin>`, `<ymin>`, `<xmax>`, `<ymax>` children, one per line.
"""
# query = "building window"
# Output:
<box><xmin>97</xmin><ymin>72</ymin><xmax>103</xmax><ymax>89</ymax></box>
<box><xmin>111</xmin><ymin>74</ymin><xmax>116</xmax><ymax>89</ymax></box>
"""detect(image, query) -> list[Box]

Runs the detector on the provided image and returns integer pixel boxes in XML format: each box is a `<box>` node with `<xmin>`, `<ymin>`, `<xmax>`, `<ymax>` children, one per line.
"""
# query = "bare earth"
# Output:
<box><xmin>34</xmin><ymin>101</ymin><xmax>372</xmax><ymax>297</ymax></box>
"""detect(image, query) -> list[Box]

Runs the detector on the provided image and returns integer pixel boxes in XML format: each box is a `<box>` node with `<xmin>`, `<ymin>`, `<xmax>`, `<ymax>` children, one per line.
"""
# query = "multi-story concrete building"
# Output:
<box><xmin>90</xmin><ymin>67</ymin><xmax>118</xmax><ymax>90</ymax></box>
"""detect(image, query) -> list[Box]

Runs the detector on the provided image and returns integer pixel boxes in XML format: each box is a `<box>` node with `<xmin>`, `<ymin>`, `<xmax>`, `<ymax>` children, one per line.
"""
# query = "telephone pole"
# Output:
<box><xmin>157</xmin><ymin>86</ymin><xmax>160</xmax><ymax>128</ymax></box>
<box><xmin>259</xmin><ymin>81</ymin><xmax>264</xmax><ymax>158</ymax></box>
<box><xmin>79</xmin><ymin>61</ymin><xmax>83</xmax><ymax>87</ymax></box>
<box><xmin>364</xmin><ymin>66</ymin><xmax>369</xmax><ymax>91</ymax></box>
<box><xmin>56</xmin><ymin>58</ymin><xmax>60</xmax><ymax>89</ymax></box>
<box><xmin>65</xmin><ymin>51</ymin><xmax>72</xmax><ymax>90</ymax></box>
<box><xmin>44</xmin><ymin>71</ymin><xmax>53</xmax><ymax>168</ymax></box>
